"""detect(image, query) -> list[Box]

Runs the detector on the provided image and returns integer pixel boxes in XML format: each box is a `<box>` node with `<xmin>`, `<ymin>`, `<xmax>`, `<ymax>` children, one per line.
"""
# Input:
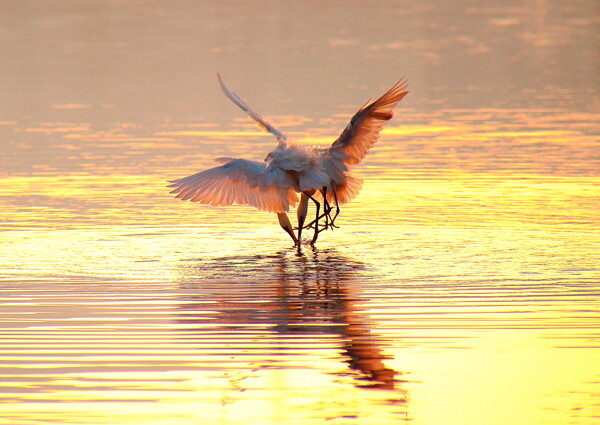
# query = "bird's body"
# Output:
<box><xmin>169</xmin><ymin>75</ymin><xmax>408</xmax><ymax>245</ymax></box>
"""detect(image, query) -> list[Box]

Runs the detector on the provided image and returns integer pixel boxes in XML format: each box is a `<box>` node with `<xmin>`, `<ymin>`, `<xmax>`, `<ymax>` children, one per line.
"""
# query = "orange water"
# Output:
<box><xmin>1</xmin><ymin>1</ymin><xmax>599</xmax><ymax>424</ymax></box>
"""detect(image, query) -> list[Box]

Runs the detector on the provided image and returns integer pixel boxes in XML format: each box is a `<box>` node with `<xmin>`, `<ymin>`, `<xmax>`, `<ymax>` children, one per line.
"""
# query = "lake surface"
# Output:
<box><xmin>1</xmin><ymin>1</ymin><xmax>599</xmax><ymax>424</ymax></box>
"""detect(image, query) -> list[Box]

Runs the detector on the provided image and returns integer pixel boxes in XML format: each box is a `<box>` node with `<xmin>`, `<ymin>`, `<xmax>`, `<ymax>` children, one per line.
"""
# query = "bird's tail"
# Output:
<box><xmin>328</xmin><ymin>175</ymin><xmax>363</xmax><ymax>205</ymax></box>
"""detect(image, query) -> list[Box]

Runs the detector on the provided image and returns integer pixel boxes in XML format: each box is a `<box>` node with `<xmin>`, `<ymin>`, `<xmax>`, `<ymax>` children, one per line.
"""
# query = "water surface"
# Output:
<box><xmin>1</xmin><ymin>1</ymin><xmax>599</xmax><ymax>424</ymax></box>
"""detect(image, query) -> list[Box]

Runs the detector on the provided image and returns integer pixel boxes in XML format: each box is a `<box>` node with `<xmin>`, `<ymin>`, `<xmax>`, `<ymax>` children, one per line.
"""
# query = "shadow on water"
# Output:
<box><xmin>177</xmin><ymin>248</ymin><xmax>402</xmax><ymax>391</ymax></box>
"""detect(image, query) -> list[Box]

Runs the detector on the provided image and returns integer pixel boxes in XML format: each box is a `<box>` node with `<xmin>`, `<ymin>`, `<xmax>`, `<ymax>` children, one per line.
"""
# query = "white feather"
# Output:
<box><xmin>170</xmin><ymin>77</ymin><xmax>408</xmax><ymax>220</ymax></box>
<box><xmin>169</xmin><ymin>159</ymin><xmax>298</xmax><ymax>213</ymax></box>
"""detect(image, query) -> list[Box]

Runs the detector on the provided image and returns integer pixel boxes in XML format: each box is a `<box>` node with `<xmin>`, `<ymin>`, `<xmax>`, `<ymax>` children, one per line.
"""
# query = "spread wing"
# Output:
<box><xmin>218</xmin><ymin>74</ymin><xmax>287</xmax><ymax>142</ymax></box>
<box><xmin>168</xmin><ymin>158</ymin><xmax>298</xmax><ymax>213</ymax></box>
<box><xmin>328</xmin><ymin>79</ymin><xmax>409</xmax><ymax>169</ymax></box>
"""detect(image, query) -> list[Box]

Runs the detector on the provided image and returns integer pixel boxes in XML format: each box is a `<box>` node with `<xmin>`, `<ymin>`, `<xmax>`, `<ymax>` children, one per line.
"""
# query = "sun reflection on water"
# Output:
<box><xmin>177</xmin><ymin>250</ymin><xmax>401</xmax><ymax>390</ymax></box>
<box><xmin>0</xmin><ymin>250</ymin><xmax>410</xmax><ymax>425</ymax></box>
<box><xmin>1</xmin><ymin>0</ymin><xmax>600</xmax><ymax>421</ymax></box>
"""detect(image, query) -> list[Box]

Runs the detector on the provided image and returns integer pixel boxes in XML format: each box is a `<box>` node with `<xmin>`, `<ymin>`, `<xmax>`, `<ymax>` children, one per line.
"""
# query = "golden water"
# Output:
<box><xmin>1</xmin><ymin>1</ymin><xmax>599</xmax><ymax>424</ymax></box>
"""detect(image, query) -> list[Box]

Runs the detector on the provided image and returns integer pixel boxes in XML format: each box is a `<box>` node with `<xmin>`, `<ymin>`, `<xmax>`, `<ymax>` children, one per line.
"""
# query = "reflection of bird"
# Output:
<box><xmin>169</xmin><ymin>75</ymin><xmax>408</xmax><ymax>245</ymax></box>
<box><xmin>177</xmin><ymin>249</ymin><xmax>402</xmax><ymax>390</ymax></box>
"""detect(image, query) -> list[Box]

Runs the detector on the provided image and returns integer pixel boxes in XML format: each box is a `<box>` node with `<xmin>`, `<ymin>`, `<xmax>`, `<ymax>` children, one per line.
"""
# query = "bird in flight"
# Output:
<box><xmin>169</xmin><ymin>75</ymin><xmax>408</xmax><ymax>246</ymax></box>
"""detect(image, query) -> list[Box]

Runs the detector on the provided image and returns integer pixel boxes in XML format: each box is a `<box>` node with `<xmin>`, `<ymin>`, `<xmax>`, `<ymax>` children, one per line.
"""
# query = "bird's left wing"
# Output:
<box><xmin>168</xmin><ymin>158</ymin><xmax>298</xmax><ymax>213</ymax></box>
<box><xmin>218</xmin><ymin>74</ymin><xmax>287</xmax><ymax>142</ymax></box>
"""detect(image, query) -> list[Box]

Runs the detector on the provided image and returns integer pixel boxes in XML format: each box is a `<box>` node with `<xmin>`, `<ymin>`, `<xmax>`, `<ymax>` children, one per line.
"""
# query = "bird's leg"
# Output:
<box><xmin>296</xmin><ymin>192</ymin><xmax>310</xmax><ymax>242</ymax></box>
<box><xmin>320</xmin><ymin>188</ymin><xmax>330</xmax><ymax>230</ymax></box>
<box><xmin>302</xmin><ymin>211</ymin><xmax>319</xmax><ymax>231</ymax></box>
<box><xmin>320</xmin><ymin>187</ymin><xmax>339</xmax><ymax>230</ymax></box>
<box><xmin>329</xmin><ymin>190</ymin><xmax>341</xmax><ymax>228</ymax></box>
<box><xmin>302</xmin><ymin>188</ymin><xmax>336</xmax><ymax>231</ymax></box>
<box><xmin>301</xmin><ymin>189</ymin><xmax>325</xmax><ymax>231</ymax></box>
<box><xmin>277</xmin><ymin>212</ymin><xmax>298</xmax><ymax>245</ymax></box>
<box><xmin>307</xmin><ymin>195</ymin><xmax>321</xmax><ymax>245</ymax></box>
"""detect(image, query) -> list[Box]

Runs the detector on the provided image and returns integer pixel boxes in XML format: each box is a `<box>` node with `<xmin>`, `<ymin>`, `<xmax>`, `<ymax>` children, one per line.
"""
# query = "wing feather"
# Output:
<box><xmin>169</xmin><ymin>158</ymin><xmax>298</xmax><ymax>213</ymax></box>
<box><xmin>217</xmin><ymin>74</ymin><xmax>287</xmax><ymax>142</ymax></box>
<box><xmin>328</xmin><ymin>80</ymin><xmax>409</xmax><ymax>169</ymax></box>
<box><xmin>213</xmin><ymin>184</ymin><xmax>226</xmax><ymax>206</ymax></box>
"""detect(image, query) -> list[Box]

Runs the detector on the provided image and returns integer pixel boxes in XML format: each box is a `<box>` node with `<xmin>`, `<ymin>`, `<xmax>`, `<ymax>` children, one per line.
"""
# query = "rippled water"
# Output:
<box><xmin>1</xmin><ymin>1</ymin><xmax>599</xmax><ymax>424</ymax></box>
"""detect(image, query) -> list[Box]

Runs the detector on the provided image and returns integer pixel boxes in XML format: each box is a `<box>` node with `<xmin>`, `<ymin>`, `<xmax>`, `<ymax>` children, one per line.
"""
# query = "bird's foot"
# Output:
<box><xmin>301</xmin><ymin>216</ymin><xmax>337</xmax><ymax>231</ymax></box>
<box><xmin>300</xmin><ymin>219</ymin><xmax>339</xmax><ymax>232</ymax></box>
<box><xmin>295</xmin><ymin>237</ymin><xmax>317</xmax><ymax>247</ymax></box>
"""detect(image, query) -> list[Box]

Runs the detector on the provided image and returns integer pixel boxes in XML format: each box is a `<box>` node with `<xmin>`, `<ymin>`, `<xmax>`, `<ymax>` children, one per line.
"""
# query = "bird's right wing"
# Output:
<box><xmin>327</xmin><ymin>80</ymin><xmax>409</xmax><ymax>169</ymax></box>
<box><xmin>218</xmin><ymin>74</ymin><xmax>287</xmax><ymax>142</ymax></box>
<box><xmin>168</xmin><ymin>158</ymin><xmax>298</xmax><ymax>213</ymax></box>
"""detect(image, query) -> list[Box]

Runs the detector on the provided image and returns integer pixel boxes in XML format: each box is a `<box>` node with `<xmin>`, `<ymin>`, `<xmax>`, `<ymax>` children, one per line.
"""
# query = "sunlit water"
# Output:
<box><xmin>1</xmin><ymin>1</ymin><xmax>599</xmax><ymax>424</ymax></box>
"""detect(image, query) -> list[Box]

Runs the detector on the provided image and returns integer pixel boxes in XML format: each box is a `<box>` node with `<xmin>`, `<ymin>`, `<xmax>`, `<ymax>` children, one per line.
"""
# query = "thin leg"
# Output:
<box><xmin>321</xmin><ymin>186</ymin><xmax>335</xmax><ymax>230</ymax></box>
<box><xmin>277</xmin><ymin>212</ymin><xmax>297</xmax><ymax>245</ymax></box>
<box><xmin>308</xmin><ymin>195</ymin><xmax>320</xmax><ymax>245</ymax></box>
<box><xmin>319</xmin><ymin>187</ymin><xmax>339</xmax><ymax>230</ymax></box>
<box><xmin>303</xmin><ymin>187</ymin><xmax>336</xmax><ymax>232</ymax></box>
<box><xmin>296</xmin><ymin>192</ymin><xmax>310</xmax><ymax>242</ymax></box>
<box><xmin>330</xmin><ymin>190</ymin><xmax>340</xmax><ymax>227</ymax></box>
<box><xmin>320</xmin><ymin>187</ymin><xmax>330</xmax><ymax>230</ymax></box>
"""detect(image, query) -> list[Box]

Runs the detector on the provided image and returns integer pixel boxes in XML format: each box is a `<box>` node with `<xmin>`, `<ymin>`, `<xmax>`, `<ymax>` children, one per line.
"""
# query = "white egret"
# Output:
<box><xmin>169</xmin><ymin>75</ymin><xmax>408</xmax><ymax>245</ymax></box>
